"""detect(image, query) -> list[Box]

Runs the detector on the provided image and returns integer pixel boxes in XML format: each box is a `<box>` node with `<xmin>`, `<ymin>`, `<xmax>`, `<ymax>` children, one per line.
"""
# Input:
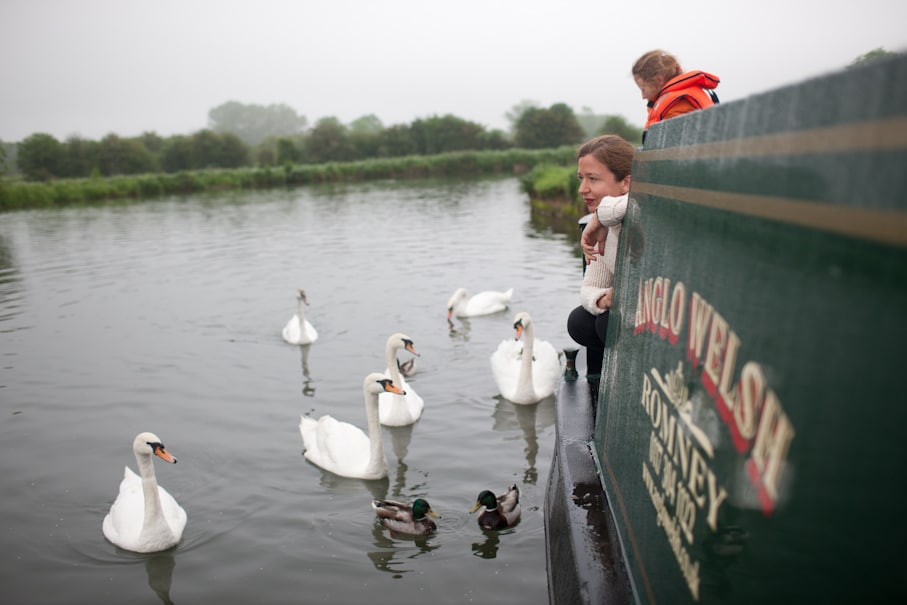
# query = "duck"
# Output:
<box><xmin>470</xmin><ymin>484</ymin><xmax>521</xmax><ymax>530</ymax></box>
<box><xmin>490</xmin><ymin>311</ymin><xmax>563</xmax><ymax>404</ymax></box>
<box><xmin>447</xmin><ymin>287</ymin><xmax>513</xmax><ymax>319</ymax></box>
<box><xmin>397</xmin><ymin>357</ymin><xmax>416</xmax><ymax>378</ymax></box>
<box><xmin>299</xmin><ymin>373</ymin><xmax>403</xmax><ymax>480</ymax></box>
<box><xmin>102</xmin><ymin>432</ymin><xmax>188</xmax><ymax>553</ymax></box>
<box><xmin>371</xmin><ymin>498</ymin><xmax>440</xmax><ymax>536</ymax></box>
<box><xmin>379</xmin><ymin>333</ymin><xmax>424</xmax><ymax>426</ymax></box>
<box><xmin>282</xmin><ymin>288</ymin><xmax>319</xmax><ymax>345</ymax></box>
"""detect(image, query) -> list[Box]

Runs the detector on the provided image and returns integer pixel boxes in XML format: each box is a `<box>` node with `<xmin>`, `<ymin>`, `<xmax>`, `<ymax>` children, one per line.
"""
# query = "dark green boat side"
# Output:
<box><xmin>545</xmin><ymin>53</ymin><xmax>907</xmax><ymax>604</ymax></box>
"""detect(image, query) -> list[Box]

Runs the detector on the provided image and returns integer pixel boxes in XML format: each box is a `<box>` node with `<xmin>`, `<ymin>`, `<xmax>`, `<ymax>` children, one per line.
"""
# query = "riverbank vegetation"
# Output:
<box><xmin>0</xmin><ymin>147</ymin><xmax>581</xmax><ymax>211</ymax></box>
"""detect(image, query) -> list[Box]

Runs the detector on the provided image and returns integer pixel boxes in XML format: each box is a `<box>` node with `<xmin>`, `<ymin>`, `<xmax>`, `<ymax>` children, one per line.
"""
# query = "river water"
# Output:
<box><xmin>0</xmin><ymin>177</ymin><xmax>585</xmax><ymax>604</ymax></box>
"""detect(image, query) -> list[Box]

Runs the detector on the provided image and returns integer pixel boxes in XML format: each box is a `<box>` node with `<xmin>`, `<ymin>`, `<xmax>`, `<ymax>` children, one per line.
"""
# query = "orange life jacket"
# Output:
<box><xmin>645</xmin><ymin>70</ymin><xmax>720</xmax><ymax>129</ymax></box>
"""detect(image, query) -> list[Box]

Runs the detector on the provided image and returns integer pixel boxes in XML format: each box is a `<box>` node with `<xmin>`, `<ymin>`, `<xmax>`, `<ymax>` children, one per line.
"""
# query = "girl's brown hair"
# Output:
<box><xmin>632</xmin><ymin>49</ymin><xmax>681</xmax><ymax>86</ymax></box>
<box><xmin>576</xmin><ymin>134</ymin><xmax>635</xmax><ymax>181</ymax></box>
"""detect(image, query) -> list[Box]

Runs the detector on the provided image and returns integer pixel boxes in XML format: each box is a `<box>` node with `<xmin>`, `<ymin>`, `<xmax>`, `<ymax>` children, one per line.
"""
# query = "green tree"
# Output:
<box><xmin>513</xmin><ymin>103</ymin><xmax>585</xmax><ymax>149</ymax></box>
<box><xmin>410</xmin><ymin>114</ymin><xmax>486</xmax><ymax>154</ymax></box>
<box><xmin>64</xmin><ymin>136</ymin><xmax>100</xmax><ymax>177</ymax></box>
<box><xmin>188</xmin><ymin>130</ymin><xmax>249</xmax><ymax>169</ymax></box>
<box><xmin>506</xmin><ymin>100</ymin><xmax>539</xmax><ymax>132</ymax></box>
<box><xmin>276</xmin><ymin>137</ymin><xmax>299</xmax><ymax>164</ymax></box>
<box><xmin>349</xmin><ymin>114</ymin><xmax>384</xmax><ymax>134</ymax></box>
<box><xmin>160</xmin><ymin>135</ymin><xmax>192</xmax><ymax>172</ymax></box>
<box><xmin>377</xmin><ymin>124</ymin><xmax>416</xmax><ymax>158</ymax></box>
<box><xmin>18</xmin><ymin>133</ymin><xmax>66</xmax><ymax>181</ymax></box>
<box><xmin>208</xmin><ymin>101</ymin><xmax>307</xmax><ymax>146</ymax></box>
<box><xmin>850</xmin><ymin>47</ymin><xmax>895</xmax><ymax>67</ymax></box>
<box><xmin>597</xmin><ymin>115</ymin><xmax>643</xmax><ymax>146</ymax></box>
<box><xmin>304</xmin><ymin>117</ymin><xmax>353</xmax><ymax>163</ymax></box>
<box><xmin>96</xmin><ymin>134</ymin><xmax>156</xmax><ymax>176</ymax></box>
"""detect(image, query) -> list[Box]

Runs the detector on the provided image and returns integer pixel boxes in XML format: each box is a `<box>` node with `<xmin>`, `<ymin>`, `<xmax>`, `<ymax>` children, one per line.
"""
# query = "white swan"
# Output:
<box><xmin>102</xmin><ymin>432</ymin><xmax>187</xmax><ymax>553</ymax></box>
<box><xmin>282</xmin><ymin>288</ymin><xmax>319</xmax><ymax>345</ymax></box>
<box><xmin>379</xmin><ymin>333</ymin><xmax>424</xmax><ymax>426</ymax></box>
<box><xmin>447</xmin><ymin>287</ymin><xmax>513</xmax><ymax>319</ymax></box>
<box><xmin>299</xmin><ymin>373</ymin><xmax>404</xmax><ymax>479</ymax></box>
<box><xmin>490</xmin><ymin>311</ymin><xmax>563</xmax><ymax>404</ymax></box>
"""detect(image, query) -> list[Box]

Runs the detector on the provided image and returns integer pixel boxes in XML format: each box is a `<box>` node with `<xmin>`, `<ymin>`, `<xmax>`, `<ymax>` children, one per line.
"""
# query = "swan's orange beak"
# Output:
<box><xmin>381</xmin><ymin>379</ymin><xmax>406</xmax><ymax>396</ymax></box>
<box><xmin>447</xmin><ymin>307</ymin><xmax>454</xmax><ymax>320</ymax></box>
<box><xmin>405</xmin><ymin>343</ymin><xmax>421</xmax><ymax>357</ymax></box>
<box><xmin>153</xmin><ymin>444</ymin><xmax>178</xmax><ymax>464</ymax></box>
<box><xmin>514</xmin><ymin>323</ymin><xmax>524</xmax><ymax>340</ymax></box>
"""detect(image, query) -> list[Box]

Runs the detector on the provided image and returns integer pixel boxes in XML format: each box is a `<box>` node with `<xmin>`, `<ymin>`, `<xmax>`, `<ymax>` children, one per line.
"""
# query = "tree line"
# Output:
<box><xmin>2</xmin><ymin>101</ymin><xmax>642</xmax><ymax>182</ymax></box>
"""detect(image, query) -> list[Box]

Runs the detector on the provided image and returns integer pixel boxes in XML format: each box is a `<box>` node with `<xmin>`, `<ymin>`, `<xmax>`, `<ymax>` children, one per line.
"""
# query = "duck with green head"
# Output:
<box><xmin>372</xmin><ymin>498</ymin><xmax>440</xmax><ymax>536</ymax></box>
<box><xmin>470</xmin><ymin>484</ymin><xmax>521</xmax><ymax>530</ymax></box>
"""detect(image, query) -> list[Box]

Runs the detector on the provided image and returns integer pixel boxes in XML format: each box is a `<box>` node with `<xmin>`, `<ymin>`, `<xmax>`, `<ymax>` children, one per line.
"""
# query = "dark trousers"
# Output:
<box><xmin>566</xmin><ymin>305</ymin><xmax>610</xmax><ymax>375</ymax></box>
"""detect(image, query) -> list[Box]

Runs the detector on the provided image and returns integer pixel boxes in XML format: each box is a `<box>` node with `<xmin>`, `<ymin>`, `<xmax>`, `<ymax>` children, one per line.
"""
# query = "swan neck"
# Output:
<box><xmin>136</xmin><ymin>451</ymin><xmax>165</xmax><ymax>528</ymax></box>
<box><xmin>296</xmin><ymin>298</ymin><xmax>307</xmax><ymax>320</ymax></box>
<box><xmin>364</xmin><ymin>389</ymin><xmax>386</xmax><ymax>475</ymax></box>
<box><xmin>385</xmin><ymin>342</ymin><xmax>402</xmax><ymax>383</ymax></box>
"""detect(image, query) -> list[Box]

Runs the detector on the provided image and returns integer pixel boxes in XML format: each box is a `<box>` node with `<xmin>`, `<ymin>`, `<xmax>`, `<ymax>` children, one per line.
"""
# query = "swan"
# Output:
<box><xmin>447</xmin><ymin>287</ymin><xmax>513</xmax><ymax>319</ymax></box>
<box><xmin>379</xmin><ymin>333</ymin><xmax>423</xmax><ymax>426</ymax></box>
<box><xmin>490</xmin><ymin>311</ymin><xmax>563</xmax><ymax>404</ymax></box>
<box><xmin>299</xmin><ymin>373</ymin><xmax>404</xmax><ymax>480</ymax></box>
<box><xmin>372</xmin><ymin>498</ymin><xmax>440</xmax><ymax>536</ymax></box>
<box><xmin>470</xmin><ymin>484</ymin><xmax>521</xmax><ymax>530</ymax></box>
<box><xmin>282</xmin><ymin>288</ymin><xmax>319</xmax><ymax>345</ymax></box>
<box><xmin>102</xmin><ymin>432</ymin><xmax>187</xmax><ymax>553</ymax></box>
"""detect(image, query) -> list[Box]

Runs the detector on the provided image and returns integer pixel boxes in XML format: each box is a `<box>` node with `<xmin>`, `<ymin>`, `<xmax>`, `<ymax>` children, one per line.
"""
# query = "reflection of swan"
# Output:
<box><xmin>491</xmin><ymin>398</ymin><xmax>555</xmax><ymax>485</ymax></box>
<box><xmin>299</xmin><ymin>373</ymin><xmax>403</xmax><ymax>480</ymax></box>
<box><xmin>102</xmin><ymin>432</ymin><xmax>187</xmax><ymax>553</ymax></box>
<box><xmin>145</xmin><ymin>551</ymin><xmax>176</xmax><ymax>605</ymax></box>
<box><xmin>490</xmin><ymin>311</ymin><xmax>562</xmax><ymax>404</ymax></box>
<box><xmin>299</xmin><ymin>343</ymin><xmax>315</xmax><ymax>397</ymax></box>
<box><xmin>447</xmin><ymin>287</ymin><xmax>512</xmax><ymax>319</ymax></box>
<box><xmin>470</xmin><ymin>484</ymin><xmax>521</xmax><ymax>530</ymax></box>
<box><xmin>372</xmin><ymin>498</ymin><xmax>440</xmax><ymax>536</ymax></box>
<box><xmin>379</xmin><ymin>333</ymin><xmax>423</xmax><ymax>426</ymax></box>
<box><xmin>282</xmin><ymin>288</ymin><xmax>319</xmax><ymax>345</ymax></box>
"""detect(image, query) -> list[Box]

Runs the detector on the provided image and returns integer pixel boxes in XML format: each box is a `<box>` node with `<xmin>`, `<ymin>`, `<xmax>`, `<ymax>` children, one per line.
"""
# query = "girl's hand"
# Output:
<box><xmin>597</xmin><ymin>289</ymin><xmax>613</xmax><ymax>310</ymax></box>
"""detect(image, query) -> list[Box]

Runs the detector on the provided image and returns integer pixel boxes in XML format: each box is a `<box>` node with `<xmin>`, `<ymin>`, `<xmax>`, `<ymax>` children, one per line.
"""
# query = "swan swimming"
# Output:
<box><xmin>490</xmin><ymin>311</ymin><xmax>562</xmax><ymax>404</ymax></box>
<box><xmin>379</xmin><ymin>333</ymin><xmax>424</xmax><ymax>426</ymax></box>
<box><xmin>447</xmin><ymin>287</ymin><xmax>513</xmax><ymax>319</ymax></box>
<box><xmin>102</xmin><ymin>432</ymin><xmax>187</xmax><ymax>553</ymax></box>
<box><xmin>299</xmin><ymin>373</ymin><xmax>404</xmax><ymax>480</ymax></box>
<box><xmin>282</xmin><ymin>288</ymin><xmax>319</xmax><ymax>345</ymax></box>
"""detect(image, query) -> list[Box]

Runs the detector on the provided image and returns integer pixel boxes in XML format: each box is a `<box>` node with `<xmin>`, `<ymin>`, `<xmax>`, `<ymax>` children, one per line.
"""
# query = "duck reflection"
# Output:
<box><xmin>144</xmin><ymin>550</ymin><xmax>176</xmax><ymax>605</ymax></box>
<box><xmin>447</xmin><ymin>316</ymin><xmax>471</xmax><ymax>341</ymax></box>
<box><xmin>490</xmin><ymin>396</ymin><xmax>555</xmax><ymax>485</ymax></box>
<box><xmin>367</xmin><ymin>518</ymin><xmax>439</xmax><ymax>577</ymax></box>
<box><xmin>471</xmin><ymin>530</ymin><xmax>501</xmax><ymax>559</ymax></box>
<box><xmin>298</xmin><ymin>344</ymin><xmax>315</xmax><ymax>397</ymax></box>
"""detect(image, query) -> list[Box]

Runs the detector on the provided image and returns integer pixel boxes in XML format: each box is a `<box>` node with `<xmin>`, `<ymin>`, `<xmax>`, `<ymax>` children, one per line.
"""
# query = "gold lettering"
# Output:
<box><xmin>703</xmin><ymin>311</ymin><xmax>728</xmax><ymax>393</ymax></box>
<box><xmin>687</xmin><ymin>292</ymin><xmax>713</xmax><ymax>366</ymax></box>
<box><xmin>751</xmin><ymin>389</ymin><xmax>795</xmax><ymax>503</ymax></box>
<box><xmin>736</xmin><ymin>362</ymin><xmax>766</xmax><ymax>442</ymax></box>
<box><xmin>706</xmin><ymin>472</ymin><xmax>729</xmax><ymax>531</ymax></box>
<box><xmin>668</xmin><ymin>281</ymin><xmax>686</xmax><ymax>344</ymax></box>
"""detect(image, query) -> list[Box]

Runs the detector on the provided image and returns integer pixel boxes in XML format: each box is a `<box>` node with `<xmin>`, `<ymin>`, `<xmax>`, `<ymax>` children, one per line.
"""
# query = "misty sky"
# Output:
<box><xmin>2</xmin><ymin>0</ymin><xmax>906</xmax><ymax>143</ymax></box>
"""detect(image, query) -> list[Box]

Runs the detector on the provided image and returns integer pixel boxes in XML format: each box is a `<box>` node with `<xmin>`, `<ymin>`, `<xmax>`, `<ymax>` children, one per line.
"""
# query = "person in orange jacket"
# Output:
<box><xmin>632</xmin><ymin>49</ymin><xmax>720</xmax><ymax>132</ymax></box>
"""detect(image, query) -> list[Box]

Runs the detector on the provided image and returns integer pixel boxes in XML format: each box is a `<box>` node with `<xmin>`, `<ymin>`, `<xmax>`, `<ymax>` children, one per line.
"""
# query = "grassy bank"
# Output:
<box><xmin>0</xmin><ymin>146</ymin><xmax>577</xmax><ymax>211</ymax></box>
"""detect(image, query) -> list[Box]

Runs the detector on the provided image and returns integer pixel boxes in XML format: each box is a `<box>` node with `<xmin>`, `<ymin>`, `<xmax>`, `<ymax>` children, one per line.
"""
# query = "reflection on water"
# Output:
<box><xmin>491</xmin><ymin>397</ymin><xmax>556</xmax><ymax>486</ymax></box>
<box><xmin>471</xmin><ymin>530</ymin><xmax>502</xmax><ymax>559</ymax></box>
<box><xmin>368</xmin><ymin>521</ymin><xmax>440</xmax><ymax>578</ymax></box>
<box><xmin>298</xmin><ymin>344</ymin><xmax>316</xmax><ymax>397</ymax></box>
<box><xmin>145</xmin><ymin>551</ymin><xmax>177</xmax><ymax>605</ymax></box>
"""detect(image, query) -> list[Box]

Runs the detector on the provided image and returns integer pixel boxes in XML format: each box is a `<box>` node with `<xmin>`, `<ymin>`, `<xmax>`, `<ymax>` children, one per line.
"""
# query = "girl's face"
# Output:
<box><xmin>635</xmin><ymin>75</ymin><xmax>663</xmax><ymax>103</ymax></box>
<box><xmin>577</xmin><ymin>154</ymin><xmax>630</xmax><ymax>214</ymax></box>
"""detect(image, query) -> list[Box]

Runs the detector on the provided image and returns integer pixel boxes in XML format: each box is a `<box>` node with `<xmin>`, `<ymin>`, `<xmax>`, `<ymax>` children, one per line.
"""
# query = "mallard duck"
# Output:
<box><xmin>470</xmin><ymin>484</ymin><xmax>521</xmax><ymax>530</ymax></box>
<box><xmin>379</xmin><ymin>333</ymin><xmax>423</xmax><ymax>426</ymax></box>
<box><xmin>447</xmin><ymin>287</ymin><xmax>513</xmax><ymax>319</ymax></box>
<box><xmin>282</xmin><ymin>288</ymin><xmax>319</xmax><ymax>345</ymax></box>
<box><xmin>397</xmin><ymin>357</ymin><xmax>416</xmax><ymax>378</ymax></box>
<box><xmin>490</xmin><ymin>311</ymin><xmax>562</xmax><ymax>404</ymax></box>
<box><xmin>371</xmin><ymin>498</ymin><xmax>440</xmax><ymax>536</ymax></box>
<box><xmin>299</xmin><ymin>373</ymin><xmax>404</xmax><ymax>480</ymax></box>
<box><xmin>102</xmin><ymin>432</ymin><xmax>188</xmax><ymax>553</ymax></box>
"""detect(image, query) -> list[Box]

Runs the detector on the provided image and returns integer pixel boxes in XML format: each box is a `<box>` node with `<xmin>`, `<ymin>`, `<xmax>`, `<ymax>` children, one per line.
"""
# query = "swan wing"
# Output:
<box><xmin>490</xmin><ymin>339</ymin><xmax>523</xmax><ymax>399</ymax></box>
<box><xmin>102</xmin><ymin>467</ymin><xmax>185</xmax><ymax>552</ymax></box>
<box><xmin>302</xmin><ymin>320</ymin><xmax>319</xmax><ymax>344</ymax></box>
<box><xmin>378</xmin><ymin>388</ymin><xmax>424</xmax><ymax>426</ymax></box>
<box><xmin>530</xmin><ymin>338</ymin><xmax>563</xmax><ymax>399</ymax></box>
<box><xmin>282</xmin><ymin>315</ymin><xmax>301</xmax><ymax>343</ymax></box>
<box><xmin>464</xmin><ymin>288</ymin><xmax>513</xmax><ymax>316</ymax></box>
<box><xmin>300</xmin><ymin>414</ymin><xmax>372</xmax><ymax>477</ymax></box>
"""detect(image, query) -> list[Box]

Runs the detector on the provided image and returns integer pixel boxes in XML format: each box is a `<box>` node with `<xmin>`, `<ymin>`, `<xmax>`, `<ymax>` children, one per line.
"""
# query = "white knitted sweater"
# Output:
<box><xmin>579</xmin><ymin>193</ymin><xmax>628</xmax><ymax>315</ymax></box>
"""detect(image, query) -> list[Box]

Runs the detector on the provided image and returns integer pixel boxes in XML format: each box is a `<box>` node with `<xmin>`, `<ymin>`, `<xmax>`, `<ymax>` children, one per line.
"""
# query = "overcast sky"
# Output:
<box><xmin>2</xmin><ymin>0</ymin><xmax>905</xmax><ymax>143</ymax></box>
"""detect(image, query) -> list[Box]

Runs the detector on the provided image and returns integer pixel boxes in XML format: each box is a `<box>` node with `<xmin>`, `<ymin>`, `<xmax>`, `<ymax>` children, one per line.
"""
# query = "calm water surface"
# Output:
<box><xmin>0</xmin><ymin>177</ymin><xmax>582</xmax><ymax>604</ymax></box>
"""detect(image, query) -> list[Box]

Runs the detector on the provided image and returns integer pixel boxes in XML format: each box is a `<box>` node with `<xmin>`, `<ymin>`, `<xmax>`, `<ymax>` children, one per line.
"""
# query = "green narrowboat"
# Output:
<box><xmin>545</xmin><ymin>52</ymin><xmax>907</xmax><ymax>604</ymax></box>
